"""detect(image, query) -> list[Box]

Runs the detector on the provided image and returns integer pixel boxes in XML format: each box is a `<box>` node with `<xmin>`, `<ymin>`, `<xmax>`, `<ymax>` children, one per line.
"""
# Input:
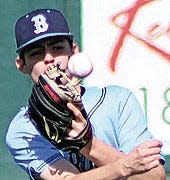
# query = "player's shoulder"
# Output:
<box><xmin>6</xmin><ymin>106</ymin><xmax>36</xmax><ymax>141</ymax></box>
<box><xmin>84</xmin><ymin>84</ymin><xmax>132</xmax><ymax>97</ymax></box>
<box><xmin>11</xmin><ymin>106</ymin><xmax>29</xmax><ymax>123</ymax></box>
<box><xmin>105</xmin><ymin>85</ymin><xmax>132</xmax><ymax>96</ymax></box>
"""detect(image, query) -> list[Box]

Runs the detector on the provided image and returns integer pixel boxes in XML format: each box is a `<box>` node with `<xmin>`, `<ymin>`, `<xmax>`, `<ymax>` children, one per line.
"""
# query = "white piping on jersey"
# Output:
<box><xmin>87</xmin><ymin>87</ymin><xmax>106</xmax><ymax>120</ymax></box>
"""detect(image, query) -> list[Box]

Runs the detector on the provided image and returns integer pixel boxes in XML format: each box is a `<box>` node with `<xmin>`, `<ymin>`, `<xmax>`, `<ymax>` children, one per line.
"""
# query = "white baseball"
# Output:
<box><xmin>68</xmin><ymin>53</ymin><xmax>93</xmax><ymax>78</ymax></box>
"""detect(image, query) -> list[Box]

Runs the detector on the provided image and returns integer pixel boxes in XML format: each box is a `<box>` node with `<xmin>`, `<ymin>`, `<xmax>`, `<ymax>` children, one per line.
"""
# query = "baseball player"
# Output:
<box><xmin>6</xmin><ymin>9</ymin><xmax>166</xmax><ymax>180</ymax></box>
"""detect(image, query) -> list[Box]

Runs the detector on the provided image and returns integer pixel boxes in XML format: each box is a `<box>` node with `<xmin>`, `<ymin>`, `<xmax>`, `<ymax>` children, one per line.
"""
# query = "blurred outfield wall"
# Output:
<box><xmin>0</xmin><ymin>1</ymin><xmax>81</xmax><ymax>179</ymax></box>
<box><xmin>81</xmin><ymin>0</ymin><xmax>170</xmax><ymax>176</ymax></box>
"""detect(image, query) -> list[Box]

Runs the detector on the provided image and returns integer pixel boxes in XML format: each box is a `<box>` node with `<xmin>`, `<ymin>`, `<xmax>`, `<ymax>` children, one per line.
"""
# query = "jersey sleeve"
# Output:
<box><xmin>116</xmin><ymin>88</ymin><xmax>165</xmax><ymax>164</ymax></box>
<box><xmin>6</xmin><ymin>106</ymin><xmax>65</xmax><ymax>179</ymax></box>
<box><xmin>116</xmin><ymin>87</ymin><xmax>153</xmax><ymax>153</ymax></box>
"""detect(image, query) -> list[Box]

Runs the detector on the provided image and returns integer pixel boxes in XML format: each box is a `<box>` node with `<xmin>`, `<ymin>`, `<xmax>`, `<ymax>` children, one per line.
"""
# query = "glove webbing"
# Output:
<box><xmin>29</xmin><ymin>84</ymin><xmax>92</xmax><ymax>152</ymax></box>
<box><xmin>29</xmin><ymin>84</ymin><xmax>73</xmax><ymax>134</ymax></box>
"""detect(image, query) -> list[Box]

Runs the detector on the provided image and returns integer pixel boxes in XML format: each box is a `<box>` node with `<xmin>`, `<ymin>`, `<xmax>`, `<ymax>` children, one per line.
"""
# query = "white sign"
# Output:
<box><xmin>82</xmin><ymin>0</ymin><xmax>170</xmax><ymax>154</ymax></box>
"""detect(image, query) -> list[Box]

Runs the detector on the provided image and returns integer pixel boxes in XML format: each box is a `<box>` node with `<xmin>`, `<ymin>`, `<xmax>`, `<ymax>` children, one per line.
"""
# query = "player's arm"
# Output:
<box><xmin>39</xmin><ymin>136</ymin><xmax>163</xmax><ymax>180</ymax></box>
<box><xmin>80</xmin><ymin>136</ymin><xmax>165</xmax><ymax>180</ymax></box>
<box><xmin>125</xmin><ymin>138</ymin><xmax>166</xmax><ymax>180</ymax></box>
<box><xmin>126</xmin><ymin>141</ymin><xmax>165</xmax><ymax>180</ymax></box>
<box><xmin>40</xmin><ymin>92</ymin><xmax>165</xmax><ymax>179</ymax></box>
<box><xmin>127</xmin><ymin>164</ymin><xmax>166</xmax><ymax>180</ymax></box>
<box><xmin>68</xmin><ymin>102</ymin><xmax>166</xmax><ymax>179</ymax></box>
<box><xmin>39</xmin><ymin>101</ymin><xmax>163</xmax><ymax>180</ymax></box>
<box><xmin>40</xmin><ymin>158</ymin><xmax>127</xmax><ymax>180</ymax></box>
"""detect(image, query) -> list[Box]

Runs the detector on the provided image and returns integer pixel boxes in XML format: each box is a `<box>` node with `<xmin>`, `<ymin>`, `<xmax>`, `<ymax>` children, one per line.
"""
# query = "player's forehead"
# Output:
<box><xmin>24</xmin><ymin>37</ymin><xmax>69</xmax><ymax>52</ymax></box>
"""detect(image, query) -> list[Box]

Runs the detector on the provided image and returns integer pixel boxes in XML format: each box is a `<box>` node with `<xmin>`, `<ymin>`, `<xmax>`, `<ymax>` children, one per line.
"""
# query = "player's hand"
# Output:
<box><xmin>121</xmin><ymin>139</ymin><xmax>162</xmax><ymax>176</ymax></box>
<box><xmin>67</xmin><ymin>102</ymin><xmax>88</xmax><ymax>138</ymax></box>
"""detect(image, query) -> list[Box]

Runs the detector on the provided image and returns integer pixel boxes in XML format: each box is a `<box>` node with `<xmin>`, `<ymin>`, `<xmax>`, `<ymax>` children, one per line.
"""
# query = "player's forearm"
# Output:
<box><xmin>80</xmin><ymin>138</ymin><xmax>163</xmax><ymax>179</ymax></box>
<box><xmin>68</xmin><ymin>160</ymin><xmax>166</xmax><ymax>180</ymax></box>
<box><xmin>127</xmin><ymin>164</ymin><xmax>166</xmax><ymax>180</ymax></box>
<box><xmin>41</xmin><ymin>158</ymin><xmax>130</xmax><ymax>180</ymax></box>
<box><xmin>67</xmin><ymin>160</ymin><xmax>129</xmax><ymax>180</ymax></box>
<box><xmin>80</xmin><ymin>136</ymin><xmax>124</xmax><ymax>167</ymax></box>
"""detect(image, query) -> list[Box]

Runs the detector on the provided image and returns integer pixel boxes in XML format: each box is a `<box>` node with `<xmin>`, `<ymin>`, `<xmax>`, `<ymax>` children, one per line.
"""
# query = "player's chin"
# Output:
<box><xmin>32</xmin><ymin>77</ymin><xmax>39</xmax><ymax>84</ymax></box>
<box><xmin>31</xmin><ymin>73</ymin><xmax>42</xmax><ymax>84</ymax></box>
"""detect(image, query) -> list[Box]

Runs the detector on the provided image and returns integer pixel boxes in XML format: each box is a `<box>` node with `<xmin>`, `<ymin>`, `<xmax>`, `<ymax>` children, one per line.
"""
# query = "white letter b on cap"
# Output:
<box><xmin>31</xmin><ymin>15</ymin><xmax>48</xmax><ymax>34</ymax></box>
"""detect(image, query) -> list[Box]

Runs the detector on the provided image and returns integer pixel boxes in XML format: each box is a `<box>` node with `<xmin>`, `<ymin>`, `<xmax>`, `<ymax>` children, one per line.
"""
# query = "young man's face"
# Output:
<box><xmin>20</xmin><ymin>37</ymin><xmax>74</xmax><ymax>83</ymax></box>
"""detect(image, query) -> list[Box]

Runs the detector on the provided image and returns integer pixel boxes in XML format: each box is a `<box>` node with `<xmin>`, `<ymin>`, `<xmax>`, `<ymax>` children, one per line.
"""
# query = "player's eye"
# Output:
<box><xmin>51</xmin><ymin>45</ymin><xmax>64</xmax><ymax>52</ymax></box>
<box><xmin>29</xmin><ymin>48</ymin><xmax>45</xmax><ymax>58</ymax></box>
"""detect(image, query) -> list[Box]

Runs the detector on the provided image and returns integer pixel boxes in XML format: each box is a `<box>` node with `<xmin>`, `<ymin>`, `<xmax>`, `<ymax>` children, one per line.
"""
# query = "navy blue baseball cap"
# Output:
<box><xmin>15</xmin><ymin>9</ymin><xmax>74</xmax><ymax>53</ymax></box>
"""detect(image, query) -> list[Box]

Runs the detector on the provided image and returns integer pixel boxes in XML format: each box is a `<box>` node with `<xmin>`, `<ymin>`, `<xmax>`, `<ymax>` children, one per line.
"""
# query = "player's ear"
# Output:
<box><xmin>72</xmin><ymin>43</ymin><xmax>80</xmax><ymax>54</ymax></box>
<box><xmin>15</xmin><ymin>56</ymin><xmax>27</xmax><ymax>74</ymax></box>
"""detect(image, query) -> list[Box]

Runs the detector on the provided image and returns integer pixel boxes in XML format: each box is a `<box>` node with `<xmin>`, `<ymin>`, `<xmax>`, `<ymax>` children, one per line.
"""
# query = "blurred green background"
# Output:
<box><xmin>0</xmin><ymin>0</ymin><xmax>169</xmax><ymax>179</ymax></box>
<box><xmin>0</xmin><ymin>1</ymin><xmax>81</xmax><ymax>179</ymax></box>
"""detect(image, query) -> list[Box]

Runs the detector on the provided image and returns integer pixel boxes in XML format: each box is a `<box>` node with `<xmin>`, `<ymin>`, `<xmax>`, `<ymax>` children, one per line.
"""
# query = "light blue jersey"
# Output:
<box><xmin>6</xmin><ymin>85</ymin><xmax>158</xmax><ymax>178</ymax></box>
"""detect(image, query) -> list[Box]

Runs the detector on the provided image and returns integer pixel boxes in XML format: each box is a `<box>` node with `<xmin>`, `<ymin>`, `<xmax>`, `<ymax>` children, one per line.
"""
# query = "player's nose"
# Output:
<box><xmin>44</xmin><ymin>52</ymin><xmax>55</xmax><ymax>64</ymax></box>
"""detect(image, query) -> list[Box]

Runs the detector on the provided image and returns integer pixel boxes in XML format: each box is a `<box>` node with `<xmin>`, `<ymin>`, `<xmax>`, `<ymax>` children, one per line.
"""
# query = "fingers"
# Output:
<box><xmin>138</xmin><ymin>139</ymin><xmax>162</xmax><ymax>149</ymax></box>
<box><xmin>123</xmin><ymin>153</ymin><xmax>159</xmax><ymax>175</ymax></box>
<box><xmin>135</xmin><ymin>146</ymin><xmax>161</xmax><ymax>157</ymax></box>
<box><xmin>144</xmin><ymin>154</ymin><xmax>160</xmax><ymax>166</ymax></box>
<box><xmin>123</xmin><ymin>139</ymin><xmax>162</xmax><ymax>175</ymax></box>
<box><xmin>67</xmin><ymin>102</ymin><xmax>83</xmax><ymax>120</ymax></box>
<box><xmin>135</xmin><ymin>139</ymin><xmax>162</xmax><ymax>158</ymax></box>
<box><xmin>67</xmin><ymin>102</ymin><xmax>87</xmax><ymax>138</ymax></box>
<box><xmin>147</xmin><ymin>159</ymin><xmax>160</xmax><ymax>170</ymax></box>
<box><xmin>135</xmin><ymin>141</ymin><xmax>162</xmax><ymax>165</ymax></box>
<box><xmin>137</xmin><ymin>156</ymin><xmax>160</xmax><ymax>172</ymax></box>
<box><xmin>134</xmin><ymin>151</ymin><xmax>160</xmax><ymax>167</ymax></box>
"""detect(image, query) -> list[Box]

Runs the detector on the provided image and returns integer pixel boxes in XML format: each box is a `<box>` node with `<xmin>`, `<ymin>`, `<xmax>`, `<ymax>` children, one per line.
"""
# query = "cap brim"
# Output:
<box><xmin>16</xmin><ymin>32</ymin><xmax>73</xmax><ymax>53</ymax></box>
